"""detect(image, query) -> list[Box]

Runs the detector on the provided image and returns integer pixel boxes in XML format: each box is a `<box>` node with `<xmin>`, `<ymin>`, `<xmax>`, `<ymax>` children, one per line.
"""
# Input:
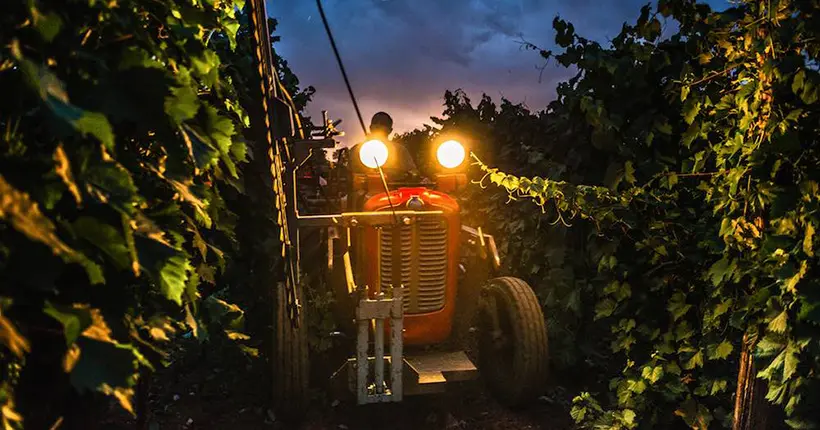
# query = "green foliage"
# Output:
<box><xmin>403</xmin><ymin>0</ymin><xmax>820</xmax><ymax>427</ymax></box>
<box><xmin>0</xmin><ymin>0</ymin><xmax>260</xmax><ymax>426</ymax></box>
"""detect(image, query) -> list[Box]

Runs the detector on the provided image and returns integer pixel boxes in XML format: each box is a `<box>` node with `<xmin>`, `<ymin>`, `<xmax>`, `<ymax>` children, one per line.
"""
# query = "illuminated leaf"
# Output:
<box><xmin>624</xmin><ymin>161</ymin><xmax>636</xmax><ymax>185</ymax></box>
<box><xmin>709</xmin><ymin>340</ymin><xmax>733</xmax><ymax>360</ymax></box>
<box><xmin>223</xmin><ymin>18</ymin><xmax>240</xmax><ymax>49</ymax></box>
<box><xmin>43</xmin><ymin>302</ymin><xmax>92</xmax><ymax>346</ymax></box>
<box><xmin>203</xmin><ymin>296</ymin><xmax>244</xmax><ymax>331</ymax></box>
<box><xmin>783</xmin><ymin>344</ymin><xmax>799</xmax><ymax>382</ymax></box>
<box><xmin>570</xmin><ymin>405</ymin><xmax>587</xmax><ymax>422</ymax></box>
<box><xmin>53</xmin><ymin>144</ymin><xmax>82</xmax><ymax>205</ymax></box>
<box><xmin>190</xmin><ymin>50</ymin><xmax>221</xmax><ymax>87</ymax></box>
<box><xmin>642</xmin><ymin>365</ymin><xmax>664</xmax><ymax>384</ymax></box>
<box><xmin>757</xmin><ymin>335</ymin><xmax>785</xmax><ymax>354</ymax></box>
<box><xmin>783</xmin><ymin>260</ymin><xmax>808</xmax><ymax>294</ymax></box>
<box><xmin>758</xmin><ymin>349</ymin><xmax>786</xmax><ymax>380</ymax></box>
<box><xmin>30</xmin><ymin>5</ymin><xmax>63</xmax><ymax>42</ymax></box>
<box><xmin>0</xmin><ymin>175</ymin><xmax>103</xmax><ymax>284</ymax></box>
<box><xmin>165</xmin><ymin>85</ymin><xmax>200</xmax><ymax>126</ymax></box>
<box><xmin>768</xmin><ymin>310</ymin><xmax>788</xmax><ymax>334</ymax></box>
<box><xmin>683</xmin><ymin>98</ymin><xmax>701</xmax><ymax>125</ymax></box>
<box><xmin>622</xmin><ymin>409</ymin><xmax>636</xmax><ymax>425</ymax></box>
<box><xmin>710</xmin><ymin>380</ymin><xmax>727</xmax><ymax>395</ymax></box>
<box><xmin>803</xmin><ymin>222</ymin><xmax>815</xmax><ymax>257</ymax></box>
<box><xmin>684</xmin><ymin>351</ymin><xmax>703</xmax><ymax>370</ymax></box>
<box><xmin>0</xmin><ymin>315</ymin><xmax>30</xmax><ymax>357</ymax></box>
<box><xmin>594</xmin><ymin>298</ymin><xmax>617</xmax><ymax>320</ymax></box>
<box><xmin>135</xmin><ymin>236</ymin><xmax>191</xmax><ymax>306</ymax></box>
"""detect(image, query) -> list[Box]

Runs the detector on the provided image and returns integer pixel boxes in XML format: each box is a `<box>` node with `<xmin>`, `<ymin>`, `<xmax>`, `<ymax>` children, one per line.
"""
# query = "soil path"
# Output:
<box><xmin>100</xmin><ymin>340</ymin><xmax>571</xmax><ymax>430</ymax></box>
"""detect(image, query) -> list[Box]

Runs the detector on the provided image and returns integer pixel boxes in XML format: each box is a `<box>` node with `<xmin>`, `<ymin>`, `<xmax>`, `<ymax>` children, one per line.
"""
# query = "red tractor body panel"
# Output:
<box><xmin>362</xmin><ymin>188</ymin><xmax>460</xmax><ymax>345</ymax></box>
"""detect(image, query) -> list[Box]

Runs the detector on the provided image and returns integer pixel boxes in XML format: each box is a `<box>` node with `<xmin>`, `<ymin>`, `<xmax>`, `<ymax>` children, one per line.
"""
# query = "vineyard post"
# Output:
<box><xmin>732</xmin><ymin>332</ymin><xmax>771</xmax><ymax>430</ymax></box>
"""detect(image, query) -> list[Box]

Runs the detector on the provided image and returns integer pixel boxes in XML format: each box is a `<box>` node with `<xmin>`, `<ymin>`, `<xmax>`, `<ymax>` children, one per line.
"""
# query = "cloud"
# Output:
<box><xmin>268</xmin><ymin>0</ymin><xmax>728</xmax><ymax>145</ymax></box>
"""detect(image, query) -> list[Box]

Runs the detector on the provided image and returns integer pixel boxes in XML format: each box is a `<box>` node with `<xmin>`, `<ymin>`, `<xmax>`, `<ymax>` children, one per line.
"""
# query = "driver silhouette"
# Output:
<box><xmin>360</xmin><ymin>112</ymin><xmax>418</xmax><ymax>175</ymax></box>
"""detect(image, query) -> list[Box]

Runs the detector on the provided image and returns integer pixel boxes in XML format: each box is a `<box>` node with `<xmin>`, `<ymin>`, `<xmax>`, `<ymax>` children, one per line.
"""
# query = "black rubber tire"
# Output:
<box><xmin>478</xmin><ymin>276</ymin><xmax>549</xmax><ymax>407</ymax></box>
<box><xmin>273</xmin><ymin>280</ymin><xmax>309</xmax><ymax>423</ymax></box>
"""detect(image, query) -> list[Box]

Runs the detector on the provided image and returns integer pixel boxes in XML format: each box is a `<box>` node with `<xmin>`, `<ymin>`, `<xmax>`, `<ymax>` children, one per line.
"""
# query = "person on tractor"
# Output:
<box><xmin>354</xmin><ymin>112</ymin><xmax>419</xmax><ymax>178</ymax></box>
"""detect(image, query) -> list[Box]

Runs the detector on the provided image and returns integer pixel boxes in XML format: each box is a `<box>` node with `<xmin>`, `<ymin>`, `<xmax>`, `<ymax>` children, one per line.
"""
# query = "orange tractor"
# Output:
<box><xmin>245</xmin><ymin>0</ymin><xmax>549</xmax><ymax>421</ymax></box>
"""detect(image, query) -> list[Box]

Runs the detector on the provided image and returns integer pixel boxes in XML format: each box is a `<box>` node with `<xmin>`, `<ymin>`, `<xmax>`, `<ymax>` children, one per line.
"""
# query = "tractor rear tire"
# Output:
<box><xmin>273</xmin><ymin>280</ymin><xmax>309</xmax><ymax>423</ymax></box>
<box><xmin>478</xmin><ymin>277</ymin><xmax>549</xmax><ymax>407</ymax></box>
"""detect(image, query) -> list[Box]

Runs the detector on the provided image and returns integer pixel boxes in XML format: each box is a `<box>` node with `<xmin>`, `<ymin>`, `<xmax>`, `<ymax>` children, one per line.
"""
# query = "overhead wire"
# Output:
<box><xmin>315</xmin><ymin>0</ymin><xmax>368</xmax><ymax>136</ymax></box>
<box><xmin>315</xmin><ymin>0</ymin><xmax>399</xmax><ymax>224</ymax></box>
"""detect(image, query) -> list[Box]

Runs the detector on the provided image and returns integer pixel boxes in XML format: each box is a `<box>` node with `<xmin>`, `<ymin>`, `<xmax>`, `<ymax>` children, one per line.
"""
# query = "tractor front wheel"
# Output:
<box><xmin>273</xmin><ymin>281</ymin><xmax>309</xmax><ymax>423</ymax></box>
<box><xmin>478</xmin><ymin>277</ymin><xmax>549</xmax><ymax>407</ymax></box>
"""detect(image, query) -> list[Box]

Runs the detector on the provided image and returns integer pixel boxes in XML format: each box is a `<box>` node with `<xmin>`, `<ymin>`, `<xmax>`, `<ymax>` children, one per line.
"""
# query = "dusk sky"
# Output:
<box><xmin>268</xmin><ymin>0</ymin><xmax>728</xmax><ymax>146</ymax></box>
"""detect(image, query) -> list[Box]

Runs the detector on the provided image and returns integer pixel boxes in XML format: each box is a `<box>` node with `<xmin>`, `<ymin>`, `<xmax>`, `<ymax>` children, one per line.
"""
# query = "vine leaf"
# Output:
<box><xmin>83</xmin><ymin>159</ymin><xmax>140</xmax><ymax>216</ymax></box>
<box><xmin>667</xmin><ymin>292</ymin><xmax>691</xmax><ymax>321</ymax></box>
<box><xmin>783</xmin><ymin>344</ymin><xmax>799</xmax><ymax>382</ymax></box>
<box><xmin>203</xmin><ymin>296</ymin><xmax>245</xmax><ymax>332</ymax></box>
<box><xmin>223</xmin><ymin>18</ymin><xmax>240</xmax><ymax>49</ymax></box>
<box><xmin>71</xmin><ymin>217</ymin><xmax>131</xmax><ymax>271</ymax></box>
<box><xmin>11</xmin><ymin>42</ymin><xmax>115</xmax><ymax>149</ymax></box>
<box><xmin>707</xmin><ymin>257</ymin><xmax>732</xmax><ymax>287</ymax></box>
<box><xmin>45</xmin><ymin>302</ymin><xmax>143</xmax><ymax>413</ymax></box>
<box><xmin>165</xmin><ymin>85</ymin><xmax>200</xmax><ymax>126</ymax></box>
<box><xmin>201</xmin><ymin>105</ymin><xmax>239</xmax><ymax>178</ymax></box>
<box><xmin>181</xmin><ymin>124</ymin><xmax>220</xmax><ymax>171</ymax></box>
<box><xmin>803</xmin><ymin>222</ymin><xmax>815</xmax><ymax>257</ymax></box>
<box><xmin>642</xmin><ymin>366</ymin><xmax>664</xmax><ymax>384</ymax></box>
<box><xmin>156</xmin><ymin>253</ymin><xmax>192</xmax><ymax>306</ymax></box>
<box><xmin>135</xmin><ymin>236</ymin><xmax>192</xmax><ymax>306</ymax></box>
<box><xmin>683</xmin><ymin>98</ymin><xmax>701</xmax><ymax>125</ymax></box>
<box><xmin>595</xmin><ymin>298</ymin><xmax>617</xmax><ymax>320</ymax></box>
<box><xmin>624</xmin><ymin>161</ymin><xmax>636</xmax><ymax>185</ymax></box>
<box><xmin>29</xmin><ymin>4</ymin><xmax>63</xmax><ymax>42</ymax></box>
<box><xmin>709</xmin><ymin>340</ymin><xmax>733</xmax><ymax>361</ymax></box>
<box><xmin>674</xmin><ymin>398</ymin><xmax>712</xmax><ymax>430</ymax></box>
<box><xmin>53</xmin><ymin>144</ymin><xmax>82</xmax><ymax>205</ymax></box>
<box><xmin>797</xmin><ymin>299</ymin><xmax>820</xmax><ymax>327</ymax></box>
<box><xmin>756</xmin><ymin>335</ymin><xmax>785</xmax><ymax>355</ymax></box>
<box><xmin>69</xmin><ymin>337</ymin><xmax>139</xmax><ymax>414</ymax></box>
<box><xmin>43</xmin><ymin>302</ymin><xmax>93</xmax><ymax>346</ymax></box>
<box><xmin>0</xmin><ymin>315</ymin><xmax>30</xmax><ymax>357</ymax></box>
<box><xmin>684</xmin><ymin>350</ymin><xmax>704</xmax><ymax>370</ymax></box>
<box><xmin>768</xmin><ymin>310</ymin><xmax>789</xmax><ymax>334</ymax></box>
<box><xmin>622</xmin><ymin>409</ymin><xmax>637</xmax><ymax>426</ymax></box>
<box><xmin>190</xmin><ymin>50</ymin><xmax>221</xmax><ymax>87</ymax></box>
<box><xmin>0</xmin><ymin>174</ymin><xmax>104</xmax><ymax>284</ymax></box>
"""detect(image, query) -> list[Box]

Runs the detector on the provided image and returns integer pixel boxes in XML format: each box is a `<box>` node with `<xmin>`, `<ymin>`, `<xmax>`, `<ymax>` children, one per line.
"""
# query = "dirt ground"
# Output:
<box><xmin>99</xmin><ymin>339</ymin><xmax>573</xmax><ymax>430</ymax></box>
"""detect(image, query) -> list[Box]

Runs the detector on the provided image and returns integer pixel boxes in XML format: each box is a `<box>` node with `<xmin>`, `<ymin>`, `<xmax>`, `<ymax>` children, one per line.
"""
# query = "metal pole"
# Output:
<box><xmin>390</xmin><ymin>285</ymin><xmax>403</xmax><ymax>401</ymax></box>
<box><xmin>374</xmin><ymin>293</ymin><xmax>385</xmax><ymax>394</ymax></box>
<box><xmin>356</xmin><ymin>295</ymin><xmax>369</xmax><ymax>404</ymax></box>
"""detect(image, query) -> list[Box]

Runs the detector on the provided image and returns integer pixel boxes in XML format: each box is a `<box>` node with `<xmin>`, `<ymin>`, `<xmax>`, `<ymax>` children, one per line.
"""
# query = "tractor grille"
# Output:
<box><xmin>379</xmin><ymin>219</ymin><xmax>448</xmax><ymax>314</ymax></box>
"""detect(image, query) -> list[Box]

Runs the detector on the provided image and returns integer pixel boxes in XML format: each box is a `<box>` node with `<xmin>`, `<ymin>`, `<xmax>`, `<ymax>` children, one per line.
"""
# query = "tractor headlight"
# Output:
<box><xmin>436</xmin><ymin>140</ymin><xmax>466</xmax><ymax>169</ymax></box>
<box><xmin>359</xmin><ymin>139</ymin><xmax>389</xmax><ymax>169</ymax></box>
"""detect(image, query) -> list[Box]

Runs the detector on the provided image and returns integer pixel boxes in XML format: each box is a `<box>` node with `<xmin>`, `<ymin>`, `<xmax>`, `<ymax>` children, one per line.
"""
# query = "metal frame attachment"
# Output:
<box><xmin>461</xmin><ymin>225</ymin><xmax>501</xmax><ymax>271</ymax></box>
<box><xmin>354</xmin><ymin>284</ymin><xmax>404</xmax><ymax>404</ymax></box>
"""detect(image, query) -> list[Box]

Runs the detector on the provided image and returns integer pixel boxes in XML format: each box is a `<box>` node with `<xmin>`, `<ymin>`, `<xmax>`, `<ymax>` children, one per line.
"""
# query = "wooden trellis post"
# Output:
<box><xmin>732</xmin><ymin>332</ymin><xmax>772</xmax><ymax>430</ymax></box>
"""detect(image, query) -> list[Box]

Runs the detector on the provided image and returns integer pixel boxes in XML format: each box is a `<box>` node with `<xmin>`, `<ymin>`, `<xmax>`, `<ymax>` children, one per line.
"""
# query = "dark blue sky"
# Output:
<box><xmin>268</xmin><ymin>0</ymin><xmax>727</xmax><ymax>145</ymax></box>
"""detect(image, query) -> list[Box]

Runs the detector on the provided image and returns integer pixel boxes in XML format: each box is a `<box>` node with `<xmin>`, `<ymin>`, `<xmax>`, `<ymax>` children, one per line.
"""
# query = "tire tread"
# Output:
<box><xmin>479</xmin><ymin>276</ymin><xmax>549</xmax><ymax>406</ymax></box>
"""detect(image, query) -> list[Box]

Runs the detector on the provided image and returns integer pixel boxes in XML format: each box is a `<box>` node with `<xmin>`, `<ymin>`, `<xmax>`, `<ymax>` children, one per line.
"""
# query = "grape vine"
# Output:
<box><xmin>0</xmin><ymin>0</ymin><xmax>254</xmax><ymax>427</ymax></box>
<box><xmin>408</xmin><ymin>0</ymin><xmax>819</xmax><ymax>427</ymax></box>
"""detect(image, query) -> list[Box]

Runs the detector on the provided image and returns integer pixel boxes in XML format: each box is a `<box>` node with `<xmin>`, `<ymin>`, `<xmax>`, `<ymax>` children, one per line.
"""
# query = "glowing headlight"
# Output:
<box><xmin>359</xmin><ymin>139</ymin><xmax>388</xmax><ymax>169</ymax></box>
<box><xmin>436</xmin><ymin>140</ymin><xmax>466</xmax><ymax>169</ymax></box>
